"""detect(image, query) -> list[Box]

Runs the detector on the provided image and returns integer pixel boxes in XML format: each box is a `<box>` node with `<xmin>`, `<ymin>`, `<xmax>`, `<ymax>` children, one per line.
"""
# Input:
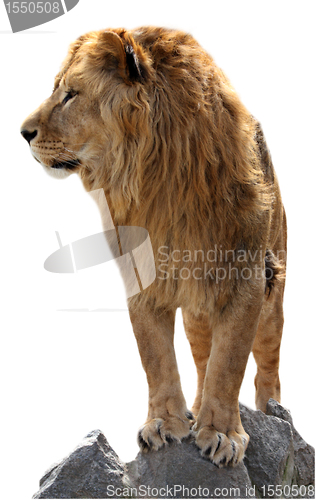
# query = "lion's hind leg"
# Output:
<box><xmin>252</xmin><ymin>281</ymin><xmax>285</xmax><ymax>412</ymax></box>
<box><xmin>252</xmin><ymin>127</ymin><xmax>287</xmax><ymax>412</ymax></box>
<box><xmin>182</xmin><ymin>310</ymin><xmax>212</xmax><ymax>417</ymax></box>
<box><xmin>252</xmin><ymin>230</ymin><xmax>286</xmax><ymax>413</ymax></box>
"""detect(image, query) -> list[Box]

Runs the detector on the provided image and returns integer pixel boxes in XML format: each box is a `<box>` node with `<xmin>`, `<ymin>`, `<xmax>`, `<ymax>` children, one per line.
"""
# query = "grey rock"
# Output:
<box><xmin>125</xmin><ymin>434</ymin><xmax>253</xmax><ymax>498</ymax></box>
<box><xmin>266</xmin><ymin>399</ymin><xmax>294</xmax><ymax>425</ymax></box>
<box><xmin>33</xmin><ymin>430</ymin><xmax>125</xmax><ymax>499</ymax></box>
<box><xmin>240</xmin><ymin>402</ymin><xmax>295</xmax><ymax>495</ymax></box>
<box><xmin>33</xmin><ymin>403</ymin><xmax>315</xmax><ymax>499</ymax></box>
<box><xmin>266</xmin><ymin>399</ymin><xmax>315</xmax><ymax>491</ymax></box>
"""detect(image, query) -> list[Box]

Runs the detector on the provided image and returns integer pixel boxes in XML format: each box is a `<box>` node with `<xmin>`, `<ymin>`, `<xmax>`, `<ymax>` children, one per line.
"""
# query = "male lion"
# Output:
<box><xmin>21</xmin><ymin>27</ymin><xmax>286</xmax><ymax>467</ymax></box>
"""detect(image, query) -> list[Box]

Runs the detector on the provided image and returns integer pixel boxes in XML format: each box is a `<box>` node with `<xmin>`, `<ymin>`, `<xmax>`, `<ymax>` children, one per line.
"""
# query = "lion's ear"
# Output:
<box><xmin>124</xmin><ymin>43</ymin><xmax>143</xmax><ymax>82</ymax></box>
<box><xmin>101</xmin><ymin>31</ymin><xmax>143</xmax><ymax>83</ymax></box>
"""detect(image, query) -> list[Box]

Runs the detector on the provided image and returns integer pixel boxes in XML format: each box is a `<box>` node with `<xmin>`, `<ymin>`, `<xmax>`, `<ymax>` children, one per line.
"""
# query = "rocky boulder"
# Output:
<box><xmin>33</xmin><ymin>400</ymin><xmax>315</xmax><ymax>499</ymax></box>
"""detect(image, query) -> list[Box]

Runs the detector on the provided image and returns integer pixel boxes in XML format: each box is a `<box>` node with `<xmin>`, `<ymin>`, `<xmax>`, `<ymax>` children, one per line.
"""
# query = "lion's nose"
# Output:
<box><xmin>21</xmin><ymin>129</ymin><xmax>37</xmax><ymax>144</ymax></box>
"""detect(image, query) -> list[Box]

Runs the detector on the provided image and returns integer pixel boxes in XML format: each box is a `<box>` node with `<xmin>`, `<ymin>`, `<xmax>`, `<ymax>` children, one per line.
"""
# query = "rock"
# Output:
<box><xmin>33</xmin><ymin>402</ymin><xmax>315</xmax><ymax>499</ymax></box>
<box><xmin>33</xmin><ymin>430</ymin><xmax>125</xmax><ymax>499</ymax></box>
<box><xmin>125</xmin><ymin>434</ymin><xmax>253</xmax><ymax>498</ymax></box>
<box><xmin>266</xmin><ymin>399</ymin><xmax>294</xmax><ymax>425</ymax></box>
<box><xmin>266</xmin><ymin>399</ymin><xmax>315</xmax><ymax>492</ymax></box>
<box><xmin>240</xmin><ymin>402</ymin><xmax>295</xmax><ymax>496</ymax></box>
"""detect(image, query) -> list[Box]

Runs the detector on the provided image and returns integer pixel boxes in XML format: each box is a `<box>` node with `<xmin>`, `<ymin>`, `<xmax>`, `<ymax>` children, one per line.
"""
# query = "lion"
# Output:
<box><xmin>21</xmin><ymin>26</ymin><xmax>287</xmax><ymax>467</ymax></box>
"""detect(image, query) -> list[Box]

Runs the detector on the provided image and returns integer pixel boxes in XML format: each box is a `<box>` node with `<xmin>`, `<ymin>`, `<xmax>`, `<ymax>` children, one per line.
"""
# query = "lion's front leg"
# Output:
<box><xmin>129</xmin><ymin>305</ymin><xmax>193</xmax><ymax>452</ymax></box>
<box><xmin>194</xmin><ymin>286</ymin><xmax>264</xmax><ymax>467</ymax></box>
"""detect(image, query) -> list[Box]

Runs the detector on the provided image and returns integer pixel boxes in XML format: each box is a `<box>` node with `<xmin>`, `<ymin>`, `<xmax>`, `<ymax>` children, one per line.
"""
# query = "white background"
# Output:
<box><xmin>0</xmin><ymin>1</ymin><xmax>315</xmax><ymax>498</ymax></box>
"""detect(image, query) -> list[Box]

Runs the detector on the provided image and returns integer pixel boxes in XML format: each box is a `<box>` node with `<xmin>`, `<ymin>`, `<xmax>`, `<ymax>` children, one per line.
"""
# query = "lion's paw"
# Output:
<box><xmin>138</xmin><ymin>412</ymin><xmax>194</xmax><ymax>452</ymax></box>
<box><xmin>194</xmin><ymin>426</ymin><xmax>249</xmax><ymax>467</ymax></box>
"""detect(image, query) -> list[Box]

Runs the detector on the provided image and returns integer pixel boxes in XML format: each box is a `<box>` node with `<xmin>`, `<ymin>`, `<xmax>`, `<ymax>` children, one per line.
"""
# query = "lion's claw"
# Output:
<box><xmin>137</xmin><ymin>414</ymin><xmax>192</xmax><ymax>452</ymax></box>
<box><xmin>195</xmin><ymin>427</ymin><xmax>249</xmax><ymax>467</ymax></box>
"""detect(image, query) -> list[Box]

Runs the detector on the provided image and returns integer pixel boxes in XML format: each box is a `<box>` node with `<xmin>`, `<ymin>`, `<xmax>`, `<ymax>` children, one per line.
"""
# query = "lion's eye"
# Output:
<box><xmin>62</xmin><ymin>90</ymin><xmax>78</xmax><ymax>105</ymax></box>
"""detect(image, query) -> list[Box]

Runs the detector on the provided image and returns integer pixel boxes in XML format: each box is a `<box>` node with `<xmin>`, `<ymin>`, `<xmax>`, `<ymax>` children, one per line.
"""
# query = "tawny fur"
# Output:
<box><xmin>21</xmin><ymin>26</ymin><xmax>287</xmax><ymax>467</ymax></box>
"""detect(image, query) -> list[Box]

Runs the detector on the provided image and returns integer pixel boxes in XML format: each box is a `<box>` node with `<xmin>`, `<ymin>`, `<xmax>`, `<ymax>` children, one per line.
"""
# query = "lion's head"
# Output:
<box><xmin>20</xmin><ymin>29</ymin><xmax>152</xmax><ymax>182</ymax></box>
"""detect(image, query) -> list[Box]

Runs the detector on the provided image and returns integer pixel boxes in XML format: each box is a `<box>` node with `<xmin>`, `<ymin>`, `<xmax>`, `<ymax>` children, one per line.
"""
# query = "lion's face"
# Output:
<box><xmin>20</xmin><ymin>29</ymin><xmax>148</xmax><ymax>182</ymax></box>
<box><xmin>21</xmin><ymin>70</ymin><xmax>105</xmax><ymax>179</ymax></box>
